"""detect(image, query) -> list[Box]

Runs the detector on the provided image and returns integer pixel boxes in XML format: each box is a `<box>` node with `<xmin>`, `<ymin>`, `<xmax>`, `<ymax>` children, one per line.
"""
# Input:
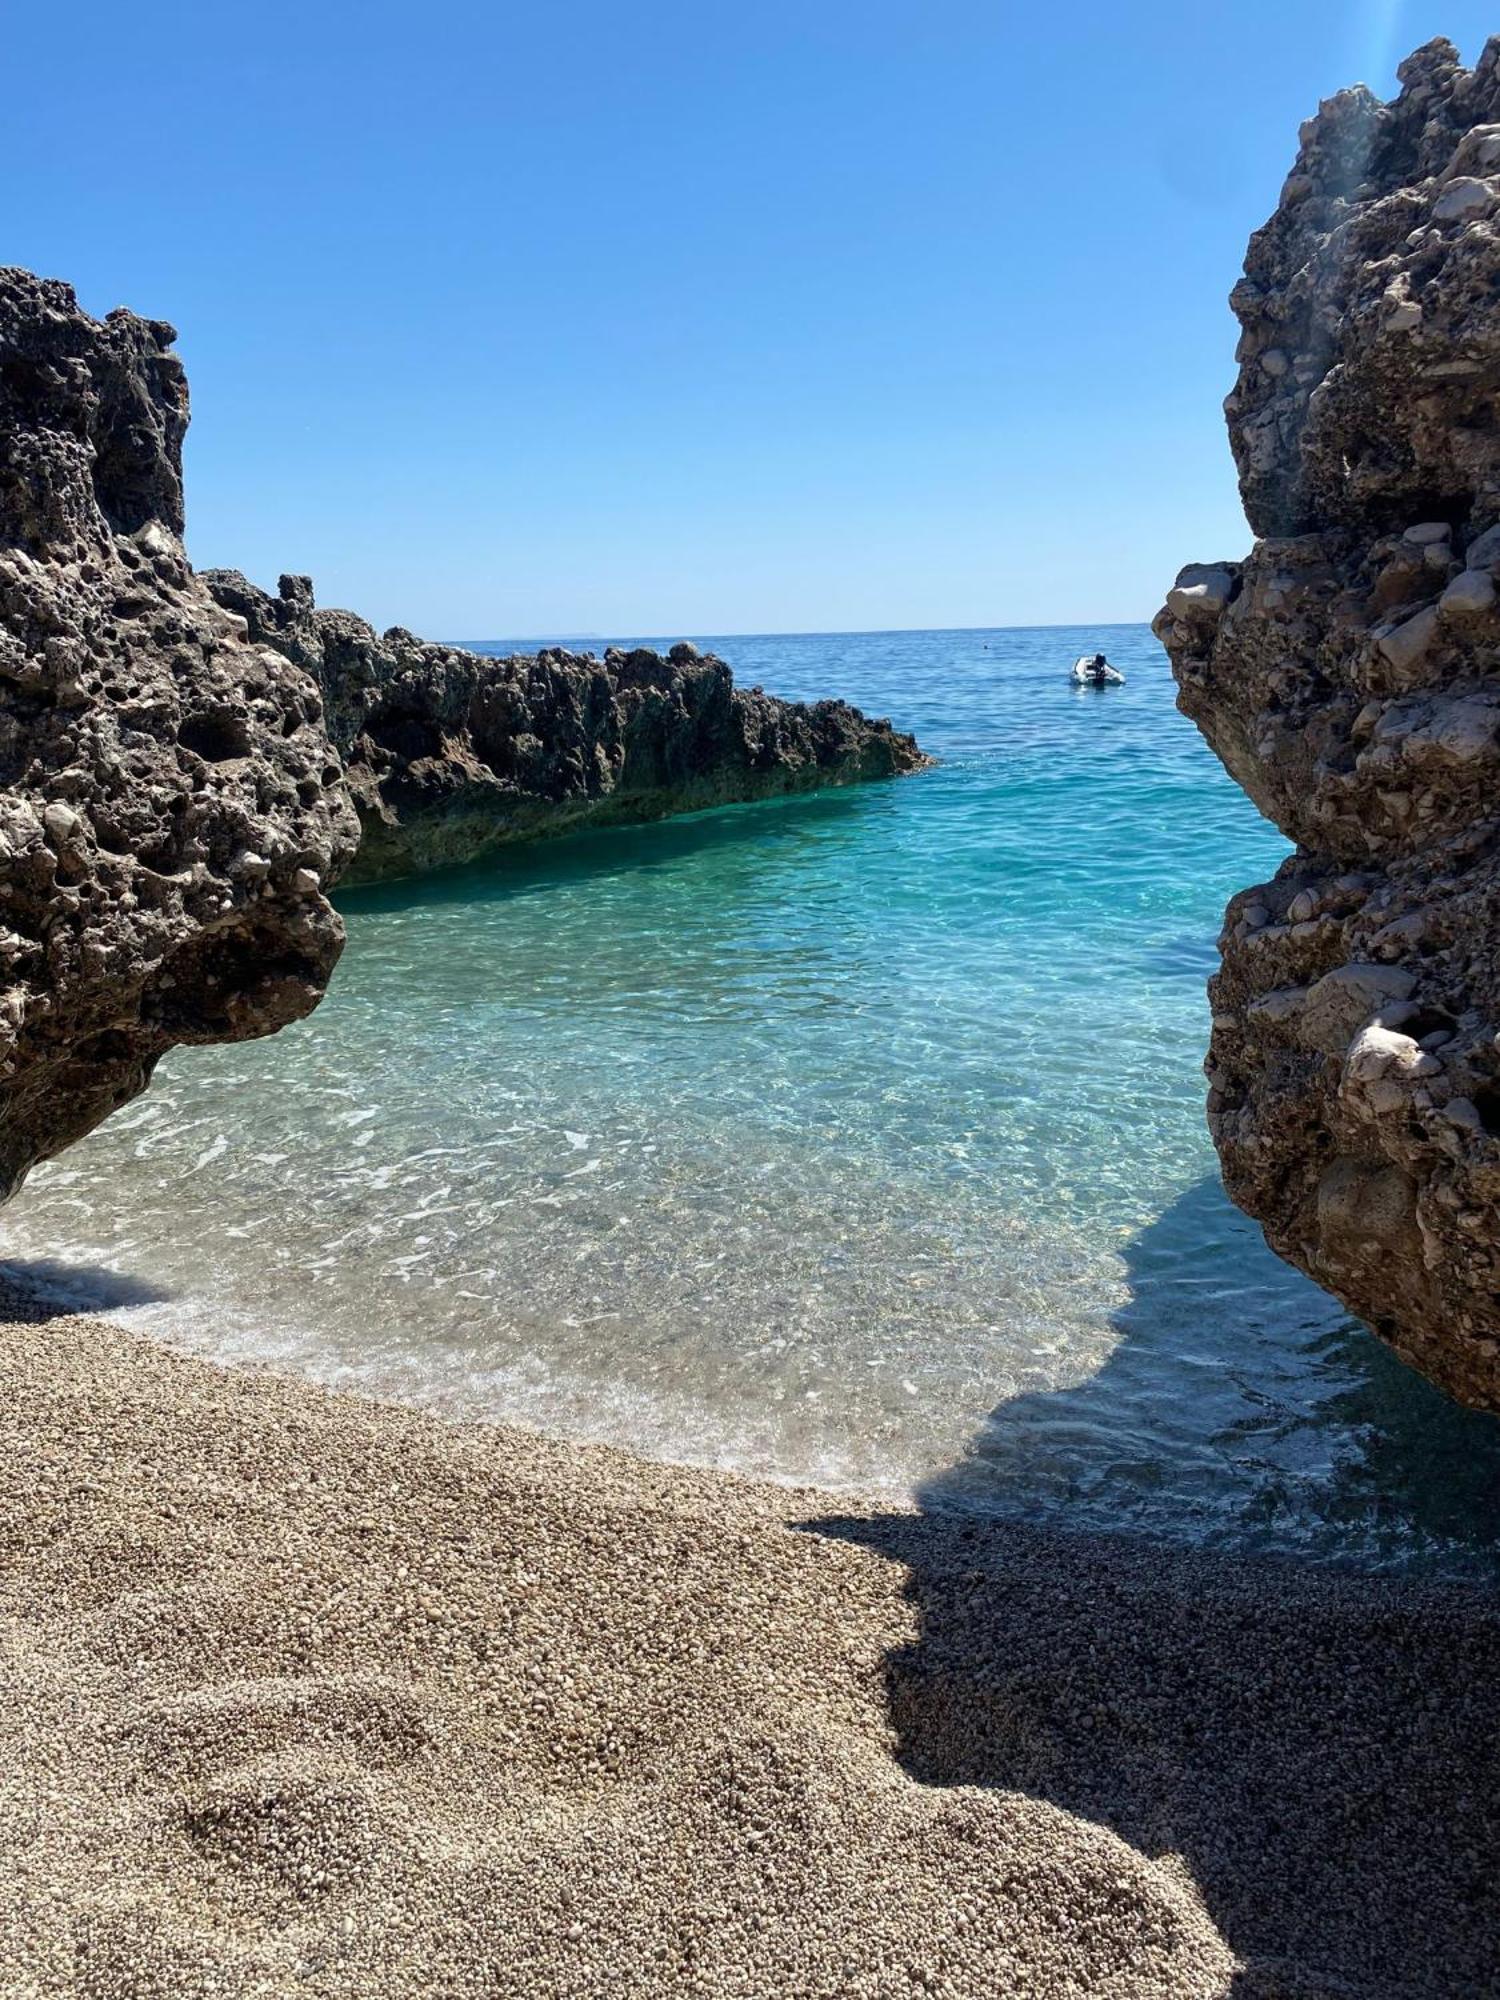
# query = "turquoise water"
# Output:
<box><xmin>6</xmin><ymin>624</ymin><xmax>1500</xmax><ymax>1573</ymax></box>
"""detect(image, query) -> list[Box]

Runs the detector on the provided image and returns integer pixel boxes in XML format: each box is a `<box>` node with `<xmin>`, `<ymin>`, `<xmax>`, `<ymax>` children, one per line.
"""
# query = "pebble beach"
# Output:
<box><xmin>4</xmin><ymin>1290</ymin><xmax>1496</xmax><ymax>1999</ymax></box>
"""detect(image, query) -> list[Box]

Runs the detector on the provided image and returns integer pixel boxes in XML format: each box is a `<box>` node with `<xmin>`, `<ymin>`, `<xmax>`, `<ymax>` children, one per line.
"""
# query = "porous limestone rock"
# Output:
<box><xmin>200</xmin><ymin>571</ymin><xmax>929</xmax><ymax>885</ymax></box>
<box><xmin>0</xmin><ymin>269</ymin><xmax>358</xmax><ymax>1198</ymax></box>
<box><xmin>1155</xmin><ymin>39</ymin><xmax>1500</xmax><ymax>1408</ymax></box>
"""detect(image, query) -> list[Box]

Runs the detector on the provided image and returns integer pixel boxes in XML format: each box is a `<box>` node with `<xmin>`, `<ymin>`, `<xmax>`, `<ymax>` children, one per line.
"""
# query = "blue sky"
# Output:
<box><xmin>8</xmin><ymin>3</ymin><xmax>1497</xmax><ymax>636</ymax></box>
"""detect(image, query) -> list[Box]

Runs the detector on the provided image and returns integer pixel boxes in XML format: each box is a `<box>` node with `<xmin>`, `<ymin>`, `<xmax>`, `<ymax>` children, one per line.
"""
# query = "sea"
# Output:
<box><xmin>7</xmin><ymin>623</ymin><xmax>1500</xmax><ymax>1576</ymax></box>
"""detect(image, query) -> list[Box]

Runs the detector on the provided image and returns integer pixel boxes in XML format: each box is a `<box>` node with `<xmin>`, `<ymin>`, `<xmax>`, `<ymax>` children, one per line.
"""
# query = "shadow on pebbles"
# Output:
<box><xmin>1</xmin><ymin>1302</ymin><xmax>1495</xmax><ymax>1998</ymax></box>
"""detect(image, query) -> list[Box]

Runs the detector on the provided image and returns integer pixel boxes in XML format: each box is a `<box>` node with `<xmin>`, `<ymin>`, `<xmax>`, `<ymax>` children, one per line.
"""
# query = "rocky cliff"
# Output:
<box><xmin>1155</xmin><ymin>38</ymin><xmax>1500</xmax><ymax>1410</ymax></box>
<box><xmin>0</xmin><ymin>264</ymin><xmax>926</xmax><ymax>1191</ymax></box>
<box><xmin>0</xmin><ymin>269</ymin><xmax>358</xmax><ymax>1199</ymax></box>
<box><xmin>199</xmin><ymin>572</ymin><xmax>927</xmax><ymax>885</ymax></box>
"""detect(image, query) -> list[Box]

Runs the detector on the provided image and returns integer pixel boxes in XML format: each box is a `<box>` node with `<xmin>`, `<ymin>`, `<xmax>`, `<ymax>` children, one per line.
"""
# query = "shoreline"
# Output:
<box><xmin>3</xmin><ymin>1295</ymin><xmax>1496</xmax><ymax>1997</ymax></box>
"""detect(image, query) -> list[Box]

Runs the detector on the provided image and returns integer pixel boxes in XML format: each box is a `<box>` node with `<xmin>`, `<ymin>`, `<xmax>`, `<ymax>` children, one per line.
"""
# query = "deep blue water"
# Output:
<box><xmin>6</xmin><ymin>624</ymin><xmax>1500</xmax><ymax>1574</ymax></box>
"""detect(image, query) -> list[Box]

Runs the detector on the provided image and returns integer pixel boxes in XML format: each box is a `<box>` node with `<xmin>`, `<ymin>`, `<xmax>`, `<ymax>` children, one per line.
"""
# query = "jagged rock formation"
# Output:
<box><xmin>0</xmin><ymin>262</ymin><xmax>925</xmax><ymax>1192</ymax></box>
<box><xmin>200</xmin><ymin>572</ymin><xmax>928</xmax><ymax>885</ymax></box>
<box><xmin>1156</xmin><ymin>38</ymin><xmax>1500</xmax><ymax>1410</ymax></box>
<box><xmin>0</xmin><ymin>269</ymin><xmax>358</xmax><ymax>1199</ymax></box>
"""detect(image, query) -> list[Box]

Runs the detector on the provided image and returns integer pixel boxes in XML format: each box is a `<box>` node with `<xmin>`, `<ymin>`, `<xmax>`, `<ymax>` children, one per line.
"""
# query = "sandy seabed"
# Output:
<box><xmin>1</xmin><ymin>1293</ymin><xmax>1496</xmax><ymax>2000</ymax></box>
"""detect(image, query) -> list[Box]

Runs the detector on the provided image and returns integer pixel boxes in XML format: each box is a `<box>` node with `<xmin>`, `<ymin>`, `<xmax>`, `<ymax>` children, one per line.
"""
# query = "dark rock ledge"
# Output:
<box><xmin>0</xmin><ymin>264</ymin><xmax>925</xmax><ymax>1191</ymax></box>
<box><xmin>1155</xmin><ymin>38</ymin><xmax>1500</xmax><ymax>1411</ymax></box>
<box><xmin>200</xmin><ymin>571</ymin><xmax>929</xmax><ymax>887</ymax></box>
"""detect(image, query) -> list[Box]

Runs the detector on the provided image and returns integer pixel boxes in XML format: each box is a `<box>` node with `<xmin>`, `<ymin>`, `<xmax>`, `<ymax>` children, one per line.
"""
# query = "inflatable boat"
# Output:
<box><xmin>1072</xmin><ymin>655</ymin><xmax>1126</xmax><ymax>687</ymax></box>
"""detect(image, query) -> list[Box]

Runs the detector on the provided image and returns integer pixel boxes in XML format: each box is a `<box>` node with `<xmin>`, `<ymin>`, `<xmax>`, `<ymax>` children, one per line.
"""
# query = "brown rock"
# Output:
<box><xmin>1155</xmin><ymin>38</ymin><xmax>1500</xmax><ymax>1409</ymax></box>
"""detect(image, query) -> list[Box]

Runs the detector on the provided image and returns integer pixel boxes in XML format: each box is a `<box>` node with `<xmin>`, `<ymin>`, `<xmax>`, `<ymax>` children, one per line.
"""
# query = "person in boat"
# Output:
<box><xmin>1090</xmin><ymin>653</ymin><xmax>1110</xmax><ymax>677</ymax></box>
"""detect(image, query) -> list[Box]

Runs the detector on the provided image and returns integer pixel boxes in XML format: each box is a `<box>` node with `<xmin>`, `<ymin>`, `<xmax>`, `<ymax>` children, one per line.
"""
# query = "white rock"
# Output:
<box><xmin>1464</xmin><ymin>523</ymin><xmax>1500</xmax><ymax>569</ymax></box>
<box><xmin>1408</xmin><ymin>694</ymin><xmax>1500</xmax><ymax>764</ymax></box>
<box><xmin>135</xmin><ymin>521</ymin><xmax>175</xmax><ymax>558</ymax></box>
<box><xmin>1344</xmin><ymin>1021</ymin><xmax>1439</xmax><ymax>1088</ymax></box>
<box><xmin>1402</xmin><ymin>521</ymin><xmax>1451</xmax><ymax>546</ymax></box>
<box><xmin>1301</xmin><ymin>963</ymin><xmax>1418</xmax><ymax>1056</ymax></box>
<box><xmin>1444</xmin><ymin>126</ymin><xmax>1500</xmax><ymax>178</ymax></box>
<box><xmin>1247</xmin><ymin>985</ymin><xmax>1309</xmax><ymax>1027</ymax></box>
<box><xmin>1369</xmin><ymin>913</ymin><xmax>1429</xmax><ymax>958</ymax></box>
<box><xmin>1440</xmin><ymin>568</ymin><xmax>1496</xmax><ymax>617</ymax></box>
<box><xmin>1432</xmin><ymin>176</ymin><xmax>1497</xmax><ymax>223</ymax></box>
<box><xmin>42</xmin><ymin>802</ymin><xmax>80</xmax><ymax>846</ymax></box>
<box><xmin>1165</xmin><ymin>564</ymin><xmax>1237</xmax><ymax>622</ymax></box>
<box><xmin>1376</xmin><ymin>603</ymin><xmax>1440</xmax><ymax>679</ymax></box>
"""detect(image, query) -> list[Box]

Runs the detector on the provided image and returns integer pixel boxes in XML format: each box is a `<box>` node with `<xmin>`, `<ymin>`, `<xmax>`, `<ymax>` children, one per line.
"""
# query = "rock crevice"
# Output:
<box><xmin>1156</xmin><ymin>38</ymin><xmax>1500</xmax><ymax>1409</ymax></box>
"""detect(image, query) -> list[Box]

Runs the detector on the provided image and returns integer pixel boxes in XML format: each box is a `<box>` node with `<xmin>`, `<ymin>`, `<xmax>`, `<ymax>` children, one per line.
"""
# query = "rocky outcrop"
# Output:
<box><xmin>200</xmin><ymin>572</ymin><xmax>928</xmax><ymax>885</ymax></box>
<box><xmin>0</xmin><ymin>262</ymin><xmax>925</xmax><ymax>1193</ymax></box>
<box><xmin>1156</xmin><ymin>38</ymin><xmax>1500</xmax><ymax>1409</ymax></box>
<box><xmin>0</xmin><ymin>269</ymin><xmax>358</xmax><ymax>1199</ymax></box>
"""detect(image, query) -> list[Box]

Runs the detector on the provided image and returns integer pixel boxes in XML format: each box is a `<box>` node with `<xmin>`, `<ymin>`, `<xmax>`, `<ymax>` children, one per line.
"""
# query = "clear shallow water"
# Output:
<box><xmin>7</xmin><ymin>624</ymin><xmax>1500</xmax><ymax>1575</ymax></box>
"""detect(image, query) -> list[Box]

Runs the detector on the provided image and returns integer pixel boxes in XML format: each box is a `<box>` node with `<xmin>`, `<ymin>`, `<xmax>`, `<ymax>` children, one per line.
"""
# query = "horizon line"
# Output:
<box><xmin>447</xmin><ymin>617</ymin><xmax>1159</xmax><ymax>648</ymax></box>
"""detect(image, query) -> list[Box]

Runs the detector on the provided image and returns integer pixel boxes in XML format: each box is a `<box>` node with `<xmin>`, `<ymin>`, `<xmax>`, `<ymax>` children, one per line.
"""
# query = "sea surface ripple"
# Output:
<box><xmin>7</xmin><ymin>624</ymin><xmax>1500</xmax><ymax>1574</ymax></box>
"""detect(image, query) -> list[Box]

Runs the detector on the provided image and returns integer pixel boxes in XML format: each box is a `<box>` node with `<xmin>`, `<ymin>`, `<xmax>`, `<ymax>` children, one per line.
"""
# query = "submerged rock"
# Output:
<box><xmin>1156</xmin><ymin>38</ymin><xmax>1500</xmax><ymax>1409</ymax></box>
<box><xmin>200</xmin><ymin>572</ymin><xmax>929</xmax><ymax>885</ymax></box>
<box><xmin>0</xmin><ymin>269</ymin><xmax>358</xmax><ymax>1198</ymax></box>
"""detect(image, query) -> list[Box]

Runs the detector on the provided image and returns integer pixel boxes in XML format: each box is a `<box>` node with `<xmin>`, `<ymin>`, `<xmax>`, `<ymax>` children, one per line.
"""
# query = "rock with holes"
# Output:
<box><xmin>0</xmin><ymin>268</ymin><xmax>358</xmax><ymax>1198</ymax></box>
<box><xmin>199</xmin><ymin>573</ymin><xmax>929</xmax><ymax>885</ymax></box>
<box><xmin>1154</xmin><ymin>39</ymin><xmax>1500</xmax><ymax>1408</ymax></box>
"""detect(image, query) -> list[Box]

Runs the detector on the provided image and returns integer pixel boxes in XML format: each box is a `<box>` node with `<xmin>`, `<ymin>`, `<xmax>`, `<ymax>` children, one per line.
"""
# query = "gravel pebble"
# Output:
<box><xmin>0</xmin><ymin>1295</ymin><xmax>1494</xmax><ymax>1997</ymax></box>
